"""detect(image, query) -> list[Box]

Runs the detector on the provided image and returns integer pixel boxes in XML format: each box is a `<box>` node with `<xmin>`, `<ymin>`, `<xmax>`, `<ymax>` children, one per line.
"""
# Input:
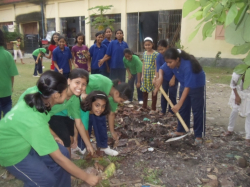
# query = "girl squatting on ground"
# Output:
<box><xmin>156</xmin><ymin>39</ymin><xmax>178</xmax><ymax>117</ymax></box>
<box><xmin>0</xmin><ymin>71</ymin><xmax>99</xmax><ymax>186</ymax></box>
<box><xmin>154</xmin><ymin>48</ymin><xmax>206</xmax><ymax>145</ymax></box>
<box><xmin>123</xmin><ymin>48</ymin><xmax>143</xmax><ymax>104</ymax></box>
<box><xmin>89</xmin><ymin>31</ymin><xmax>109</xmax><ymax>77</ymax></box>
<box><xmin>224</xmin><ymin>72</ymin><xmax>250</xmax><ymax>146</ymax></box>
<box><xmin>71</xmin><ymin>33</ymin><xmax>91</xmax><ymax>71</ymax></box>
<box><xmin>140</xmin><ymin>37</ymin><xmax>158</xmax><ymax>114</ymax></box>
<box><xmin>99</xmin><ymin>29</ymin><xmax>129</xmax><ymax>82</ymax></box>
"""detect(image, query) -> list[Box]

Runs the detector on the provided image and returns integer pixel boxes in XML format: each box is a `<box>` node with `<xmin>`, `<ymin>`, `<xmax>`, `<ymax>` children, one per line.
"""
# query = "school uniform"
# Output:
<box><xmin>0</xmin><ymin>98</ymin><xmax>71</xmax><ymax>187</ymax></box>
<box><xmin>157</xmin><ymin>53</ymin><xmax>178</xmax><ymax>114</ymax></box>
<box><xmin>161</xmin><ymin>59</ymin><xmax>206</xmax><ymax>138</ymax></box>
<box><xmin>78</xmin><ymin>74</ymin><xmax>118</xmax><ymax>150</ymax></box>
<box><xmin>123</xmin><ymin>55</ymin><xmax>143</xmax><ymax>102</ymax></box>
<box><xmin>32</xmin><ymin>48</ymin><xmax>46</xmax><ymax>76</ymax></box>
<box><xmin>89</xmin><ymin>43</ymin><xmax>109</xmax><ymax>77</ymax></box>
<box><xmin>53</xmin><ymin>46</ymin><xmax>72</xmax><ymax>79</ymax></box>
<box><xmin>106</xmin><ymin>40</ymin><xmax>129</xmax><ymax>82</ymax></box>
<box><xmin>0</xmin><ymin>46</ymin><xmax>18</xmax><ymax>119</ymax></box>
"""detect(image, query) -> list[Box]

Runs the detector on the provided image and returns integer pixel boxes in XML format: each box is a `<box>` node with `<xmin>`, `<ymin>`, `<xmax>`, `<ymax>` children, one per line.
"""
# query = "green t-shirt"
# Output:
<box><xmin>18</xmin><ymin>86</ymin><xmax>81</xmax><ymax>119</ymax></box>
<box><xmin>12</xmin><ymin>41</ymin><xmax>21</xmax><ymax>50</ymax></box>
<box><xmin>86</xmin><ymin>74</ymin><xmax>117</xmax><ymax>112</ymax></box>
<box><xmin>80</xmin><ymin>110</ymin><xmax>89</xmax><ymax>130</ymax></box>
<box><xmin>123</xmin><ymin>55</ymin><xmax>142</xmax><ymax>75</ymax></box>
<box><xmin>0</xmin><ymin>46</ymin><xmax>19</xmax><ymax>97</ymax></box>
<box><xmin>0</xmin><ymin>99</ymin><xmax>58</xmax><ymax>167</ymax></box>
<box><xmin>32</xmin><ymin>48</ymin><xmax>46</xmax><ymax>57</ymax></box>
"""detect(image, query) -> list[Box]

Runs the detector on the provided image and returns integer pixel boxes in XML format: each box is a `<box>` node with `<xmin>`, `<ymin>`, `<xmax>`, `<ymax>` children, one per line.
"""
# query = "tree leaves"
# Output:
<box><xmin>183</xmin><ymin>0</ymin><xmax>200</xmax><ymax>18</ymax></box>
<box><xmin>243</xmin><ymin>14</ymin><xmax>250</xmax><ymax>42</ymax></box>
<box><xmin>231</xmin><ymin>43</ymin><xmax>250</xmax><ymax>55</ymax></box>
<box><xmin>188</xmin><ymin>28</ymin><xmax>199</xmax><ymax>42</ymax></box>
<box><xmin>243</xmin><ymin>52</ymin><xmax>250</xmax><ymax>66</ymax></box>
<box><xmin>202</xmin><ymin>21</ymin><xmax>213</xmax><ymax>40</ymax></box>
<box><xmin>234</xmin><ymin>4</ymin><xmax>248</xmax><ymax>25</ymax></box>
<box><xmin>234</xmin><ymin>64</ymin><xmax>249</xmax><ymax>74</ymax></box>
<box><xmin>225</xmin><ymin>4</ymin><xmax>238</xmax><ymax>27</ymax></box>
<box><xmin>243</xmin><ymin>68</ymin><xmax>250</xmax><ymax>89</ymax></box>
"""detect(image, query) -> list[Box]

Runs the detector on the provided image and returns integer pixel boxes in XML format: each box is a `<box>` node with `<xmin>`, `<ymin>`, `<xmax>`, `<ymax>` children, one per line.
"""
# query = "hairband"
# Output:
<box><xmin>38</xmin><ymin>90</ymin><xmax>43</xmax><ymax>95</ymax></box>
<box><xmin>97</xmin><ymin>94</ymin><xmax>106</xmax><ymax>97</ymax></box>
<box><xmin>144</xmin><ymin>37</ymin><xmax>153</xmax><ymax>42</ymax></box>
<box><xmin>177</xmin><ymin>49</ymin><xmax>181</xmax><ymax>54</ymax></box>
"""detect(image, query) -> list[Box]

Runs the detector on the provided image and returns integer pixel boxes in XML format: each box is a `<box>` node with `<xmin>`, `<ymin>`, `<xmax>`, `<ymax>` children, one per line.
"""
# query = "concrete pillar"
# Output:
<box><xmin>121</xmin><ymin>0</ymin><xmax>127</xmax><ymax>41</ymax></box>
<box><xmin>55</xmin><ymin>2</ymin><xmax>60</xmax><ymax>33</ymax></box>
<box><xmin>85</xmin><ymin>0</ymin><xmax>91</xmax><ymax>46</ymax></box>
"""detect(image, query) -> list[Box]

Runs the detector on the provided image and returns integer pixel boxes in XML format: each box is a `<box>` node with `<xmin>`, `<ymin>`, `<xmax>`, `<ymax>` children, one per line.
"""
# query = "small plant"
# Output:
<box><xmin>212</xmin><ymin>51</ymin><xmax>222</xmax><ymax>67</ymax></box>
<box><xmin>174</xmin><ymin>40</ymin><xmax>185</xmax><ymax>50</ymax></box>
<box><xmin>85</xmin><ymin>5</ymin><xmax>115</xmax><ymax>31</ymax></box>
<box><xmin>143</xmin><ymin>168</ymin><xmax>163</xmax><ymax>185</ymax></box>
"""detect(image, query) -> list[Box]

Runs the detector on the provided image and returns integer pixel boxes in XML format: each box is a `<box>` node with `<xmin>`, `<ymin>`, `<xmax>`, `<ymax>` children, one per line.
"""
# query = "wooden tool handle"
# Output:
<box><xmin>159</xmin><ymin>86</ymin><xmax>189</xmax><ymax>132</ymax></box>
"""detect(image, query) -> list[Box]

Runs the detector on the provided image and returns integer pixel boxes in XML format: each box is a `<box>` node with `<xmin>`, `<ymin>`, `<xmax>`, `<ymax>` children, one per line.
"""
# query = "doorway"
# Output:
<box><xmin>22</xmin><ymin>22</ymin><xmax>39</xmax><ymax>53</ymax></box>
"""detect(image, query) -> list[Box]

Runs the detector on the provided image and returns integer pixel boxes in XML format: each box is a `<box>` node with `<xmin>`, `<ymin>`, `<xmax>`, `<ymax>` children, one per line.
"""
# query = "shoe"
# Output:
<box><xmin>71</xmin><ymin>147</ymin><xmax>86</xmax><ymax>155</ymax></box>
<box><xmin>123</xmin><ymin>100</ymin><xmax>131</xmax><ymax>104</ymax></box>
<box><xmin>42</xmin><ymin>66</ymin><xmax>45</xmax><ymax>69</ymax></box>
<box><xmin>139</xmin><ymin>101</ymin><xmax>143</xmax><ymax>105</ymax></box>
<box><xmin>101</xmin><ymin>146</ymin><xmax>119</xmax><ymax>156</ymax></box>
<box><xmin>33</xmin><ymin>75</ymin><xmax>40</xmax><ymax>77</ymax></box>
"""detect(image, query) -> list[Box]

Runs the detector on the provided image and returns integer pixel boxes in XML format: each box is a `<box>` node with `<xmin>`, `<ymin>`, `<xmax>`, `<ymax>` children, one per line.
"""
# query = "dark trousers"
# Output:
<box><xmin>33</xmin><ymin>55</ymin><xmax>43</xmax><ymax>76</ymax></box>
<box><xmin>6</xmin><ymin>143</ymin><xmax>71</xmax><ymax>187</ymax></box>
<box><xmin>91</xmin><ymin>69</ymin><xmax>109</xmax><ymax>78</ymax></box>
<box><xmin>78</xmin><ymin>114</ymin><xmax>108</xmax><ymax>150</ymax></box>
<box><xmin>177</xmin><ymin>86</ymin><xmax>206</xmax><ymax>138</ymax></box>
<box><xmin>128</xmin><ymin>74</ymin><xmax>143</xmax><ymax>102</ymax></box>
<box><xmin>142</xmin><ymin>92</ymin><xmax>157</xmax><ymax>110</ymax></box>
<box><xmin>0</xmin><ymin>96</ymin><xmax>12</xmax><ymax>120</ymax></box>
<box><xmin>161</xmin><ymin>79</ymin><xmax>178</xmax><ymax>114</ymax></box>
<box><xmin>109</xmin><ymin>68</ymin><xmax>126</xmax><ymax>82</ymax></box>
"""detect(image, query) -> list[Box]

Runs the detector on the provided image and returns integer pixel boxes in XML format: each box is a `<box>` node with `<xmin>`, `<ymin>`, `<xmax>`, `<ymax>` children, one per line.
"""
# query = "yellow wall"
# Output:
<box><xmin>15</xmin><ymin>3</ymin><xmax>41</xmax><ymax>17</ymax></box>
<box><xmin>181</xmin><ymin>12</ymin><xmax>246</xmax><ymax>59</ymax></box>
<box><xmin>0</xmin><ymin>7</ymin><xmax>15</xmax><ymax>22</ymax></box>
<box><xmin>58</xmin><ymin>0</ymin><xmax>85</xmax><ymax>17</ymax></box>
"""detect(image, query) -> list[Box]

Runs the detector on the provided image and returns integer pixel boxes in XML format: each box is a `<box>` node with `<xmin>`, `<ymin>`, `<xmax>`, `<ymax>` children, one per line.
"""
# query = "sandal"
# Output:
<box><xmin>159</xmin><ymin>112</ymin><xmax>165</xmax><ymax>116</ymax></box>
<box><xmin>223</xmin><ymin>131</ymin><xmax>233</xmax><ymax>137</ymax></box>
<box><xmin>166</xmin><ymin>132</ymin><xmax>185</xmax><ymax>139</ymax></box>
<box><xmin>149</xmin><ymin>110</ymin><xmax>158</xmax><ymax>115</ymax></box>
<box><xmin>194</xmin><ymin>138</ymin><xmax>203</xmax><ymax>146</ymax></box>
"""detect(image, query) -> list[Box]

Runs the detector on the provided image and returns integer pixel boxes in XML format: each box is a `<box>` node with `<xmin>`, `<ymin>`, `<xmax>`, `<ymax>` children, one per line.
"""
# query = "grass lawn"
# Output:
<box><xmin>203</xmin><ymin>66</ymin><xmax>233</xmax><ymax>85</ymax></box>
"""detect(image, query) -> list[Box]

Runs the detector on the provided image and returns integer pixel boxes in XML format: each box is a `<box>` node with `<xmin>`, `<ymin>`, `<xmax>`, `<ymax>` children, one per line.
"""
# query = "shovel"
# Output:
<box><xmin>159</xmin><ymin>86</ymin><xmax>191</xmax><ymax>142</ymax></box>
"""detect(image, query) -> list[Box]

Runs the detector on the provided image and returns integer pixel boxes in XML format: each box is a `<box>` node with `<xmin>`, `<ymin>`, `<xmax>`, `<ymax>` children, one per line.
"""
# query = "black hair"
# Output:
<box><xmin>114</xmin><ymin>29</ymin><xmax>124</xmax><ymax>41</ymax></box>
<box><xmin>0</xmin><ymin>29</ymin><xmax>4</xmax><ymax>46</ymax></box>
<box><xmin>104</xmin><ymin>27</ymin><xmax>112</xmax><ymax>34</ymax></box>
<box><xmin>75</xmin><ymin>33</ymin><xmax>85</xmax><ymax>44</ymax></box>
<box><xmin>157</xmin><ymin>39</ymin><xmax>168</xmax><ymax>48</ymax></box>
<box><xmin>81</xmin><ymin>91</ymin><xmax>110</xmax><ymax>116</ymax></box>
<box><xmin>58</xmin><ymin>36</ymin><xmax>66</xmax><ymax>42</ymax></box>
<box><xmin>16</xmin><ymin>37</ymin><xmax>21</xmax><ymax>40</ymax></box>
<box><xmin>24</xmin><ymin>71</ymin><xmax>67</xmax><ymax>113</ymax></box>
<box><xmin>94</xmin><ymin>31</ymin><xmax>104</xmax><ymax>44</ymax></box>
<box><xmin>69</xmin><ymin>68</ymin><xmax>89</xmax><ymax>84</ymax></box>
<box><xmin>50</xmin><ymin>33</ymin><xmax>60</xmax><ymax>45</ymax></box>
<box><xmin>112</xmin><ymin>79</ymin><xmax>132</xmax><ymax>101</ymax></box>
<box><xmin>123</xmin><ymin>48</ymin><xmax>134</xmax><ymax>55</ymax></box>
<box><xmin>164</xmin><ymin>48</ymin><xmax>202</xmax><ymax>74</ymax></box>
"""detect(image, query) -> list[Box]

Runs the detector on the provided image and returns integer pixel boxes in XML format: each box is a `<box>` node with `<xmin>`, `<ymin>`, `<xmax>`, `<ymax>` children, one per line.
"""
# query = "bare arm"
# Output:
<box><xmin>108</xmin><ymin>112</ymin><xmax>118</xmax><ymax>140</ymax></box>
<box><xmin>49</xmin><ymin>127</ymin><xmax>64</xmax><ymax>146</ymax></box>
<box><xmin>233</xmin><ymin>88</ymin><xmax>241</xmax><ymax>105</ymax></box>
<box><xmin>136</xmin><ymin>72</ymin><xmax>141</xmax><ymax>88</ymax></box>
<box><xmin>11</xmin><ymin>76</ymin><xmax>14</xmax><ymax>89</ymax></box>
<box><xmin>169</xmin><ymin>75</ymin><xmax>176</xmax><ymax>87</ymax></box>
<box><xmin>126</xmin><ymin>68</ymin><xmax>132</xmax><ymax>80</ymax></box>
<box><xmin>98</xmin><ymin>55</ymin><xmax>111</xmax><ymax>67</ymax></box>
<box><xmin>172</xmin><ymin>87</ymin><xmax>190</xmax><ymax>113</ymax></box>
<box><xmin>53</xmin><ymin>61</ymin><xmax>62</xmax><ymax>73</ymax></box>
<box><xmin>68</xmin><ymin>59</ymin><xmax>72</xmax><ymax>71</ymax></box>
<box><xmin>71</xmin><ymin>52</ymin><xmax>78</xmax><ymax>68</ymax></box>
<box><xmin>141</xmin><ymin>60</ymin><xmax>145</xmax><ymax>82</ymax></box>
<box><xmin>50</xmin><ymin>149</ymin><xmax>100</xmax><ymax>186</ymax></box>
<box><xmin>47</xmin><ymin>51</ymin><xmax>52</xmax><ymax>59</ymax></box>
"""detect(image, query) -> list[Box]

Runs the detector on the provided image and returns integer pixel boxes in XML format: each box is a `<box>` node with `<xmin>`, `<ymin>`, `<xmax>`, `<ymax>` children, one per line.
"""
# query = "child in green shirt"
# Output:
<box><xmin>32</xmin><ymin>48</ymin><xmax>49</xmax><ymax>77</ymax></box>
<box><xmin>10</xmin><ymin>37</ymin><xmax>24</xmax><ymax>64</ymax></box>
<box><xmin>123</xmin><ymin>48</ymin><xmax>143</xmax><ymax>104</ymax></box>
<box><xmin>0</xmin><ymin>71</ymin><xmax>100</xmax><ymax>186</ymax></box>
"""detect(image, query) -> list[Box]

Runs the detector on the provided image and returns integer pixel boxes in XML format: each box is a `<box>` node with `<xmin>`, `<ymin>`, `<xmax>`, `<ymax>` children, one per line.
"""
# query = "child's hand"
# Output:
<box><xmin>87</xmin><ymin>145</ymin><xmax>95</xmax><ymax>155</ymax></box>
<box><xmin>54</xmin><ymin>137</ymin><xmax>64</xmax><ymax>146</ymax></box>
<box><xmin>74</xmin><ymin>63</ymin><xmax>79</xmax><ymax>68</ymax></box>
<box><xmin>235</xmin><ymin>95</ymin><xmax>241</xmax><ymax>105</ymax></box>
<box><xmin>98</xmin><ymin>59</ymin><xmax>104</xmax><ymax>67</ymax></box>
<box><xmin>59</xmin><ymin>69</ymin><xmax>63</xmax><ymax>74</ymax></box>
<box><xmin>169</xmin><ymin>77</ymin><xmax>175</xmax><ymax>87</ymax></box>
<box><xmin>35</xmin><ymin>60</ymin><xmax>38</xmax><ymax>64</ymax></box>
<box><xmin>111</xmin><ymin>131</ymin><xmax>118</xmax><ymax>141</ymax></box>
<box><xmin>171</xmin><ymin>103</ymin><xmax>181</xmax><ymax>114</ymax></box>
<box><xmin>128</xmin><ymin>74</ymin><xmax>132</xmax><ymax>80</ymax></box>
<box><xmin>88</xmin><ymin>66</ymin><xmax>91</xmax><ymax>72</ymax></box>
<box><xmin>141</xmin><ymin>75</ymin><xmax>144</xmax><ymax>83</ymax></box>
<box><xmin>71</xmin><ymin>138</ymin><xmax>78</xmax><ymax>149</ymax></box>
<box><xmin>136</xmin><ymin>82</ymin><xmax>141</xmax><ymax>88</ymax></box>
<box><xmin>85</xmin><ymin>174</ymin><xmax>101</xmax><ymax>186</ymax></box>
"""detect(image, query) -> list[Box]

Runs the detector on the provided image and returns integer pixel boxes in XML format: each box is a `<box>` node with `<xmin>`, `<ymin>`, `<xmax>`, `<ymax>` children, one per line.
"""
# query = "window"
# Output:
<box><xmin>215</xmin><ymin>25</ymin><xmax>225</xmax><ymax>40</ymax></box>
<box><xmin>47</xmin><ymin>18</ymin><xmax>55</xmax><ymax>32</ymax></box>
<box><xmin>90</xmin><ymin>14</ymin><xmax>121</xmax><ymax>40</ymax></box>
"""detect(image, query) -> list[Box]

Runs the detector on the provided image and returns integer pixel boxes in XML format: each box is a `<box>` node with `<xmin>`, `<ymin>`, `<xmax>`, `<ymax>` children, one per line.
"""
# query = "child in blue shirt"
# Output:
<box><xmin>155</xmin><ymin>40</ymin><xmax>178</xmax><ymax>117</ymax></box>
<box><xmin>102</xmin><ymin>27</ymin><xmax>112</xmax><ymax>47</ymax></box>
<box><xmin>98</xmin><ymin>29</ymin><xmax>129</xmax><ymax>82</ymax></box>
<box><xmin>53</xmin><ymin>36</ymin><xmax>72</xmax><ymax>79</ymax></box>
<box><xmin>89</xmin><ymin>31</ymin><xmax>109</xmax><ymax>77</ymax></box>
<box><xmin>155</xmin><ymin>48</ymin><xmax>206</xmax><ymax>145</ymax></box>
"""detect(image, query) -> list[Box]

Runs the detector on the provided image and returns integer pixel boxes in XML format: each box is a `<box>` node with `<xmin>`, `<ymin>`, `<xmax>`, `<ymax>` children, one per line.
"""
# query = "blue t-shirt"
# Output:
<box><xmin>156</xmin><ymin>54</ymin><xmax>173</xmax><ymax>81</ymax></box>
<box><xmin>106</xmin><ymin>40</ymin><xmax>129</xmax><ymax>69</ymax></box>
<box><xmin>160</xmin><ymin>58</ymin><xmax>205</xmax><ymax>89</ymax></box>
<box><xmin>89</xmin><ymin>43</ymin><xmax>107</xmax><ymax>70</ymax></box>
<box><xmin>53</xmin><ymin>46</ymin><xmax>72</xmax><ymax>73</ymax></box>
<box><xmin>102</xmin><ymin>38</ymin><xmax>111</xmax><ymax>47</ymax></box>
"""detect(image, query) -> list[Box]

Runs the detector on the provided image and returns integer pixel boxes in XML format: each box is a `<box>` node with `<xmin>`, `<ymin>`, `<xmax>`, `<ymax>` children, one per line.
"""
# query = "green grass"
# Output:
<box><xmin>142</xmin><ymin>168</ymin><xmax>163</xmax><ymax>185</ymax></box>
<box><xmin>203</xmin><ymin>66</ymin><xmax>233</xmax><ymax>85</ymax></box>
